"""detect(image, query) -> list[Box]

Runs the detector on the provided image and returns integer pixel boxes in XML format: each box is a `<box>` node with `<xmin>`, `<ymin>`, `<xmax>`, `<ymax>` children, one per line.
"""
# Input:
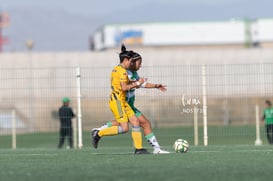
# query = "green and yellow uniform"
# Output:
<box><xmin>126</xmin><ymin>69</ymin><xmax>144</xmax><ymax>117</ymax></box>
<box><xmin>109</xmin><ymin>65</ymin><xmax>135</xmax><ymax>122</ymax></box>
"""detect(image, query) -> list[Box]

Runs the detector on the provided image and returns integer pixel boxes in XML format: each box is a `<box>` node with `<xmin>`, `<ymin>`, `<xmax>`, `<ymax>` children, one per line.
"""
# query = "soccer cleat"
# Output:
<box><xmin>91</xmin><ymin>129</ymin><xmax>101</xmax><ymax>149</ymax></box>
<box><xmin>134</xmin><ymin>148</ymin><xmax>150</xmax><ymax>154</ymax></box>
<box><xmin>153</xmin><ymin>148</ymin><xmax>170</xmax><ymax>154</ymax></box>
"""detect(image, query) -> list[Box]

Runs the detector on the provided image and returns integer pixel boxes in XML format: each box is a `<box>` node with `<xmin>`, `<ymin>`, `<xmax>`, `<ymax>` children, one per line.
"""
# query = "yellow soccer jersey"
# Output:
<box><xmin>111</xmin><ymin>65</ymin><xmax>129</xmax><ymax>101</ymax></box>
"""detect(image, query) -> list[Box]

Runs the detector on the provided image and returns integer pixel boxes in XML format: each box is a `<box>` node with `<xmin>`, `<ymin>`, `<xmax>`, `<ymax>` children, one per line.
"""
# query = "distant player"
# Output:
<box><xmin>262</xmin><ymin>100</ymin><xmax>273</xmax><ymax>144</ymax></box>
<box><xmin>58</xmin><ymin>97</ymin><xmax>75</xmax><ymax>149</ymax></box>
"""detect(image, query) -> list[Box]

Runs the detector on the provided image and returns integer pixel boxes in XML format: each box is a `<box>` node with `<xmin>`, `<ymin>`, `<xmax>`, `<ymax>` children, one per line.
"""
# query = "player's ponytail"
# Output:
<box><xmin>121</xmin><ymin>44</ymin><xmax>126</xmax><ymax>52</ymax></box>
<box><xmin>119</xmin><ymin>44</ymin><xmax>133</xmax><ymax>63</ymax></box>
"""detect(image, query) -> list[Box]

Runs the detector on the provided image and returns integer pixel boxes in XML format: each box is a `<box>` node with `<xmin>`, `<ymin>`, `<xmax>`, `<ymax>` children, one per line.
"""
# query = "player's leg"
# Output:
<box><xmin>138</xmin><ymin>114</ymin><xmax>169</xmax><ymax>154</ymax></box>
<box><xmin>129</xmin><ymin>103</ymin><xmax>152</xmax><ymax>148</ymax></box>
<box><xmin>130</xmin><ymin>103</ymin><xmax>169</xmax><ymax>154</ymax></box>
<box><xmin>58</xmin><ymin>128</ymin><xmax>65</xmax><ymax>148</ymax></box>
<box><xmin>126</xmin><ymin>104</ymin><xmax>149</xmax><ymax>154</ymax></box>
<box><xmin>68</xmin><ymin>127</ymin><xmax>73</xmax><ymax>149</ymax></box>
<box><xmin>91</xmin><ymin>98</ymin><xmax>128</xmax><ymax>149</ymax></box>
<box><xmin>269</xmin><ymin>124</ymin><xmax>273</xmax><ymax>144</ymax></box>
<box><xmin>128</xmin><ymin>115</ymin><xmax>149</xmax><ymax>154</ymax></box>
<box><xmin>95</xmin><ymin>120</ymin><xmax>119</xmax><ymax>130</ymax></box>
<box><xmin>98</xmin><ymin>99</ymin><xmax>128</xmax><ymax>135</ymax></box>
<box><xmin>266</xmin><ymin>124</ymin><xmax>271</xmax><ymax>144</ymax></box>
<box><xmin>98</xmin><ymin>121</ymin><xmax>128</xmax><ymax>137</ymax></box>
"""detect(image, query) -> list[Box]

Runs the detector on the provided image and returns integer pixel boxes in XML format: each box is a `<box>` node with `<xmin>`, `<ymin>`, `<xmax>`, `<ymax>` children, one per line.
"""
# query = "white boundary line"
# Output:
<box><xmin>190</xmin><ymin>149</ymin><xmax>273</xmax><ymax>153</ymax></box>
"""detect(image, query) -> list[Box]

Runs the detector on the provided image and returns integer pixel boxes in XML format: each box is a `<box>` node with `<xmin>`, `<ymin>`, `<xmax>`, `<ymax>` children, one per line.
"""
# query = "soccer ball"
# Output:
<box><xmin>173</xmin><ymin>139</ymin><xmax>189</xmax><ymax>153</ymax></box>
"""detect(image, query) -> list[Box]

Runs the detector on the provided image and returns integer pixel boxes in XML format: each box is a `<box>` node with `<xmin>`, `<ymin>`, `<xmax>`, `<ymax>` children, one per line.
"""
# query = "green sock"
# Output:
<box><xmin>98</xmin><ymin>121</ymin><xmax>113</xmax><ymax>130</ymax></box>
<box><xmin>145</xmin><ymin>132</ymin><xmax>160</xmax><ymax>149</ymax></box>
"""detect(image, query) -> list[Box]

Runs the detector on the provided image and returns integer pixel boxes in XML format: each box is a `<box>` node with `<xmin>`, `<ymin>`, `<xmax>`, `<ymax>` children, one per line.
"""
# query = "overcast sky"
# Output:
<box><xmin>1</xmin><ymin>0</ymin><xmax>273</xmax><ymax>51</ymax></box>
<box><xmin>2</xmin><ymin>0</ymin><xmax>273</xmax><ymax>20</ymax></box>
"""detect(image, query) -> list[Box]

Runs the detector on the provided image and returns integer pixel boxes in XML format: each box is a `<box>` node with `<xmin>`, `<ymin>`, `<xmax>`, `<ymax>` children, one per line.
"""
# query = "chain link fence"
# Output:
<box><xmin>0</xmin><ymin>63</ymin><xmax>273</xmax><ymax>146</ymax></box>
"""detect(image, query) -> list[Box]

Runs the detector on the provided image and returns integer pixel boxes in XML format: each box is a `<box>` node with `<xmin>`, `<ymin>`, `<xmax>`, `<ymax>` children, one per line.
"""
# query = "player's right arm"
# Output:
<box><xmin>119</xmin><ymin>67</ymin><xmax>144</xmax><ymax>91</ymax></box>
<box><xmin>120</xmin><ymin>78</ymin><xmax>145</xmax><ymax>91</ymax></box>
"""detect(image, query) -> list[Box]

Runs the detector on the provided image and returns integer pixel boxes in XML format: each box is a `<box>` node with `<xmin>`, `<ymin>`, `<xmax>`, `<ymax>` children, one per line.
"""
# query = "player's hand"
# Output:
<box><xmin>135</xmin><ymin>77</ymin><xmax>145</xmax><ymax>88</ymax></box>
<box><xmin>156</xmin><ymin>84</ymin><xmax>167</xmax><ymax>92</ymax></box>
<box><xmin>138</xmin><ymin>77</ymin><xmax>145</xmax><ymax>84</ymax></box>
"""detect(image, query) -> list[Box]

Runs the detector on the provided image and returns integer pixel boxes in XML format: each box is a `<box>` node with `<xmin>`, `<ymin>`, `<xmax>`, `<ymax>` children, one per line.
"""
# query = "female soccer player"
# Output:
<box><xmin>91</xmin><ymin>45</ymin><xmax>149</xmax><ymax>154</ymax></box>
<box><xmin>93</xmin><ymin>51</ymin><xmax>169</xmax><ymax>154</ymax></box>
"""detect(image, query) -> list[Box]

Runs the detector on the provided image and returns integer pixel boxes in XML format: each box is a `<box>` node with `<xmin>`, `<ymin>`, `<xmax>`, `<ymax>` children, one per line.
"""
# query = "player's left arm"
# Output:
<box><xmin>135</xmin><ymin>72</ymin><xmax>166</xmax><ymax>91</ymax></box>
<box><xmin>143</xmin><ymin>82</ymin><xmax>167</xmax><ymax>92</ymax></box>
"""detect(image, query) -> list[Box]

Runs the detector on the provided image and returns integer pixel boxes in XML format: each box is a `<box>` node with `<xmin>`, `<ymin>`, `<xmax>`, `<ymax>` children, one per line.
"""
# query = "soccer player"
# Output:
<box><xmin>58</xmin><ymin>97</ymin><xmax>75</xmax><ymax>149</ymax></box>
<box><xmin>262</xmin><ymin>100</ymin><xmax>273</xmax><ymax>144</ymax></box>
<box><xmin>91</xmin><ymin>45</ymin><xmax>149</xmax><ymax>154</ymax></box>
<box><xmin>94</xmin><ymin>52</ymin><xmax>169</xmax><ymax>154</ymax></box>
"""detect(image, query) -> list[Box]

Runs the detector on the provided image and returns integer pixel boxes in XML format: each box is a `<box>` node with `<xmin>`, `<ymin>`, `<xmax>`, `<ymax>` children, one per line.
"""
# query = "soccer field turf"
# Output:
<box><xmin>0</xmin><ymin>145</ymin><xmax>273</xmax><ymax>181</ymax></box>
<box><xmin>0</xmin><ymin>126</ymin><xmax>272</xmax><ymax>181</ymax></box>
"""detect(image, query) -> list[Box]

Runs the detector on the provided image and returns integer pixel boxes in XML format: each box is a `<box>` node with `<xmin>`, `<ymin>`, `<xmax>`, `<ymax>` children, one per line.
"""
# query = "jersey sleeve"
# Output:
<box><xmin>119</xmin><ymin>68</ymin><xmax>128</xmax><ymax>83</ymax></box>
<box><xmin>127</xmin><ymin>70</ymin><xmax>133</xmax><ymax>80</ymax></box>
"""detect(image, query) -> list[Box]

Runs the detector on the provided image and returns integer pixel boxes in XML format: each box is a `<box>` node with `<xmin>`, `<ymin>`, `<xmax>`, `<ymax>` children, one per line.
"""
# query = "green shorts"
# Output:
<box><xmin>127</xmin><ymin>96</ymin><xmax>142</xmax><ymax>118</ymax></box>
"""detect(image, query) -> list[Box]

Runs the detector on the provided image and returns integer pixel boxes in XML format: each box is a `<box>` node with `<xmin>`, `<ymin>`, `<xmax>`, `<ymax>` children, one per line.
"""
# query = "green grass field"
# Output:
<box><xmin>0</xmin><ymin>126</ymin><xmax>273</xmax><ymax>181</ymax></box>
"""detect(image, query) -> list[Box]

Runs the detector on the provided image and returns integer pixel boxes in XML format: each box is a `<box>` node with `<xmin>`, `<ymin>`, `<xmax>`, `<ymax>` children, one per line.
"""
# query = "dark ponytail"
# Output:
<box><xmin>119</xmin><ymin>44</ymin><xmax>134</xmax><ymax>63</ymax></box>
<box><xmin>121</xmin><ymin>44</ymin><xmax>126</xmax><ymax>52</ymax></box>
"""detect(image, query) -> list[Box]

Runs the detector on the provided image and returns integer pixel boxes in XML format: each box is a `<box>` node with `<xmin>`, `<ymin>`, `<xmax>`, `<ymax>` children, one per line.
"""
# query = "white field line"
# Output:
<box><xmin>17</xmin><ymin>153</ymin><xmax>58</xmax><ymax>156</ymax></box>
<box><xmin>190</xmin><ymin>149</ymin><xmax>273</xmax><ymax>153</ymax></box>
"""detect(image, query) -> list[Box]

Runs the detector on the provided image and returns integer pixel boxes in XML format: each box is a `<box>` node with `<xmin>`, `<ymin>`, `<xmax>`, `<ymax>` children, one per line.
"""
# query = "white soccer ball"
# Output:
<box><xmin>173</xmin><ymin>139</ymin><xmax>189</xmax><ymax>153</ymax></box>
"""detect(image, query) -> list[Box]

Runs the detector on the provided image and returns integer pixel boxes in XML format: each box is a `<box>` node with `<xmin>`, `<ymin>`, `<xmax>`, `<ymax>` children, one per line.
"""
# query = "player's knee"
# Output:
<box><xmin>140</xmin><ymin>119</ymin><xmax>151</xmax><ymax>129</ymax></box>
<box><xmin>119</xmin><ymin>124</ymin><xmax>129</xmax><ymax>133</ymax></box>
<box><xmin>139</xmin><ymin>119</ymin><xmax>148</xmax><ymax>126</ymax></box>
<box><xmin>122</xmin><ymin>127</ymin><xmax>129</xmax><ymax>133</ymax></box>
<box><xmin>129</xmin><ymin>115</ymin><xmax>140</xmax><ymax>125</ymax></box>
